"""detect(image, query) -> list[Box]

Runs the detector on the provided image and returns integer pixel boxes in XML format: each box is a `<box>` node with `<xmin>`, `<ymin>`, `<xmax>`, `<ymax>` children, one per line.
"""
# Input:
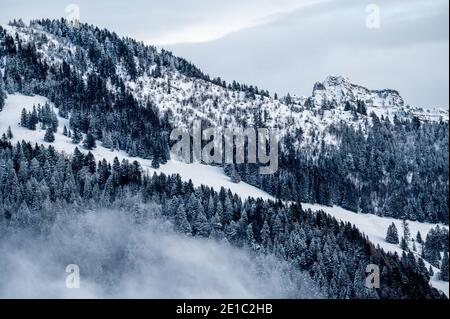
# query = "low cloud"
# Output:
<box><xmin>0</xmin><ymin>210</ymin><xmax>322</xmax><ymax>299</ymax></box>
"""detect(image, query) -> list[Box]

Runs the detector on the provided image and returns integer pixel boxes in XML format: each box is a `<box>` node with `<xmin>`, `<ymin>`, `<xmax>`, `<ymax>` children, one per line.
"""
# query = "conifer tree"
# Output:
<box><xmin>402</xmin><ymin>219</ymin><xmax>411</xmax><ymax>243</ymax></box>
<box><xmin>193</xmin><ymin>210</ymin><xmax>210</xmax><ymax>237</ymax></box>
<box><xmin>175</xmin><ymin>204</ymin><xmax>191</xmax><ymax>235</ymax></box>
<box><xmin>400</xmin><ymin>237</ymin><xmax>408</xmax><ymax>251</ymax></box>
<box><xmin>71</xmin><ymin>128</ymin><xmax>82</xmax><ymax>144</ymax></box>
<box><xmin>416</xmin><ymin>231</ymin><xmax>423</xmax><ymax>244</ymax></box>
<box><xmin>0</xmin><ymin>70</ymin><xmax>5</xmax><ymax>112</ymax></box>
<box><xmin>386</xmin><ymin>223</ymin><xmax>399</xmax><ymax>244</ymax></box>
<box><xmin>440</xmin><ymin>252</ymin><xmax>449</xmax><ymax>282</ymax></box>
<box><xmin>20</xmin><ymin>108</ymin><xmax>28</xmax><ymax>127</ymax></box>
<box><xmin>44</xmin><ymin>127</ymin><xmax>55</xmax><ymax>143</ymax></box>
<box><xmin>6</xmin><ymin>126</ymin><xmax>13</xmax><ymax>139</ymax></box>
<box><xmin>83</xmin><ymin>132</ymin><xmax>96</xmax><ymax>150</ymax></box>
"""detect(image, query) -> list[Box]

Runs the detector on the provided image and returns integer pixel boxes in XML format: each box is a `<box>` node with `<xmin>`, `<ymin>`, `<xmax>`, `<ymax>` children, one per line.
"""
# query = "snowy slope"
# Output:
<box><xmin>0</xmin><ymin>94</ymin><xmax>272</xmax><ymax>201</ymax></box>
<box><xmin>3</xmin><ymin>23</ymin><xmax>448</xmax><ymax>157</ymax></box>
<box><xmin>1</xmin><ymin>93</ymin><xmax>447</xmax><ymax>296</ymax></box>
<box><xmin>302</xmin><ymin>203</ymin><xmax>449</xmax><ymax>296</ymax></box>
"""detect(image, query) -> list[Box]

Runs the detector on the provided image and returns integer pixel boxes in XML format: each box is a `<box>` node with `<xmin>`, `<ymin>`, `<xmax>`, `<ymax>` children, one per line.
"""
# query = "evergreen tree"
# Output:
<box><xmin>51</xmin><ymin>113</ymin><xmax>59</xmax><ymax>133</ymax></box>
<box><xmin>193</xmin><ymin>210</ymin><xmax>210</xmax><ymax>237</ymax></box>
<box><xmin>71</xmin><ymin>128</ymin><xmax>82</xmax><ymax>144</ymax></box>
<box><xmin>6</xmin><ymin>126</ymin><xmax>13</xmax><ymax>139</ymax></box>
<box><xmin>0</xmin><ymin>70</ymin><xmax>5</xmax><ymax>112</ymax></box>
<box><xmin>83</xmin><ymin>132</ymin><xmax>96</xmax><ymax>150</ymax></box>
<box><xmin>416</xmin><ymin>231</ymin><xmax>423</xmax><ymax>244</ymax></box>
<box><xmin>175</xmin><ymin>204</ymin><xmax>191</xmax><ymax>235</ymax></box>
<box><xmin>386</xmin><ymin>223</ymin><xmax>399</xmax><ymax>244</ymax></box>
<box><xmin>356</xmin><ymin>100</ymin><xmax>367</xmax><ymax>115</ymax></box>
<box><xmin>29</xmin><ymin>106</ymin><xmax>38</xmax><ymax>130</ymax></box>
<box><xmin>102</xmin><ymin>131</ymin><xmax>113</xmax><ymax>149</ymax></box>
<box><xmin>440</xmin><ymin>252</ymin><xmax>449</xmax><ymax>282</ymax></box>
<box><xmin>402</xmin><ymin>219</ymin><xmax>411</xmax><ymax>243</ymax></box>
<box><xmin>400</xmin><ymin>237</ymin><xmax>408</xmax><ymax>251</ymax></box>
<box><xmin>423</xmin><ymin>229</ymin><xmax>443</xmax><ymax>268</ymax></box>
<box><xmin>151</xmin><ymin>157</ymin><xmax>160</xmax><ymax>169</ymax></box>
<box><xmin>260</xmin><ymin>221</ymin><xmax>272</xmax><ymax>252</ymax></box>
<box><xmin>20</xmin><ymin>108</ymin><xmax>28</xmax><ymax>127</ymax></box>
<box><xmin>230</xmin><ymin>167</ymin><xmax>241</xmax><ymax>184</ymax></box>
<box><xmin>246</xmin><ymin>224</ymin><xmax>256</xmax><ymax>249</ymax></box>
<box><xmin>10</xmin><ymin>201</ymin><xmax>31</xmax><ymax>228</ymax></box>
<box><xmin>44</xmin><ymin>127</ymin><xmax>55</xmax><ymax>143</ymax></box>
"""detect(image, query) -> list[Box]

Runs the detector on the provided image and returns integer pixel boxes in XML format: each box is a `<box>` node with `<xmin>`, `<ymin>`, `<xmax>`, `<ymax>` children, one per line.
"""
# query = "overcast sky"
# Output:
<box><xmin>0</xmin><ymin>0</ymin><xmax>448</xmax><ymax>108</ymax></box>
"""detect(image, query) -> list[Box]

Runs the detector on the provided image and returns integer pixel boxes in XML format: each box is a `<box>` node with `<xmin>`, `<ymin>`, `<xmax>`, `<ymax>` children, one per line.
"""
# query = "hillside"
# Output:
<box><xmin>0</xmin><ymin>19</ymin><xmax>448</xmax><ymax>299</ymax></box>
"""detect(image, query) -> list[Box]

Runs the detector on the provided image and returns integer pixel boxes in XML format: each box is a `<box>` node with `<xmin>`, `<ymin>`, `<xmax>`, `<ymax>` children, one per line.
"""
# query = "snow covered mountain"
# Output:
<box><xmin>311</xmin><ymin>75</ymin><xmax>404</xmax><ymax>109</ymax></box>
<box><xmin>1</xmin><ymin>91</ymin><xmax>448</xmax><ymax>297</ymax></box>
<box><xmin>1</xmin><ymin>19</ymin><xmax>448</xmax><ymax>222</ymax></box>
<box><xmin>0</xmin><ymin>19</ymin><xmax>448</xmax><ymax>299</ymax></box>
<box><xmin>1</xmin><ymin>21</ymin><xmax>447</xmax><ymax>150</ymax></box>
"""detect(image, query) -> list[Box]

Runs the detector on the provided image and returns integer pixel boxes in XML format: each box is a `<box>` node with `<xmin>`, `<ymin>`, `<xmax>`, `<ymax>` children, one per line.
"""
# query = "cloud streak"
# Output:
<box><xmin>147</xmin><ymin>0</ymin><xmax>325</xmax><ymax>45</ymax></box>
<box><xmin>0</xmin><ymin>0</ymin><xmax>447</xmax><ymax>107</ymax></box>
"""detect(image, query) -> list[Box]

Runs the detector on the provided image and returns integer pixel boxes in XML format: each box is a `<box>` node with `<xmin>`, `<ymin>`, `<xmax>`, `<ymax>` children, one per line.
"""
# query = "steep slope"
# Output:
<box><xmin>0</xmin><ymin>93</ymin><xmax>272</xmax><ymax>201</ymax></box>
<box><xmin>1</xmin><ymin>93</ymin><xmax>448</xmax><ymax>297</ymax></box>
<box><xmin>2</xmin><ymin>22</ymin><xmax>447</xmax><ymax>145</ymax></box>
<box><xmin>1</xmin><ymin>20</ymin><xmax>449</xmax><ymax>224</ymax></box>
<box><xmin>1</xmin><ymin>20</ymin><xmax>449</xmax><ymax>223</ymax></box>
<box><xmin>0</xmin><ymin>19</ymin><xmax>448</xmax><ymax>298</ymax></box>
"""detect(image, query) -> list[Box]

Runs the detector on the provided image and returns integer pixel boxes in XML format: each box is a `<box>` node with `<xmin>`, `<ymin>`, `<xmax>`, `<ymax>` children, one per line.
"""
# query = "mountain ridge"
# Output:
<box><xmin>0</xmin><ymin>18</ymin><xmax>448</xmax><ymax>299</ymax></box>
<box><xmin>2</xmin><ymin>20</ymin><xmax>447</xmax><ymax>129</ymax></box>
<box><xmin>0</xmin><ymin>19</ymin><xmax>448</xmax><ymax>225</ymax></box>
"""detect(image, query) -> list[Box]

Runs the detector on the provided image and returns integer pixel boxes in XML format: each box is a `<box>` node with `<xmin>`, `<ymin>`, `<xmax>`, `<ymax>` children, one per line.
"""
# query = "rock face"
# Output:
<box><xmin>312</xmin><ymin>75</ymin><xmax>404</xmax><ymax>108</ymax></box>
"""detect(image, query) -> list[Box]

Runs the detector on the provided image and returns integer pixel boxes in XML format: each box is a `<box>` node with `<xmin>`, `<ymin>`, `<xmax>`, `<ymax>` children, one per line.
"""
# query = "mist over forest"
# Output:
<box><xmin>0</xmin><ymin>209</ymin><xmax>321</xmax><ymax>299</ymax></box>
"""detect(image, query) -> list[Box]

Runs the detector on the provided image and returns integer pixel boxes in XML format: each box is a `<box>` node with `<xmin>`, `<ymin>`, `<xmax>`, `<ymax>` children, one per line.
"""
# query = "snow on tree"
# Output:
<box><xmin>175</xmin><ymin>203</ymin><xmax>192</xmax><ymax>235</ymax></box>
<box><xmin>6</xmin><ymin>126</ymin><xmax>13</xmax><ymax>139</ymax></box>
<box><xmin>386</xmin><ymin>223</ymin><xmax>399</xmax><ymax>244</ymax></box>
<box><xmin>71</xmin><ymin>128</ymin><xmax>82</xmax><ymax>144</ymax></box>
<box><xmin>0</xmin><ymin>70</ymin><xmax>6</xmax><ymax>111</ymax></box>
<box><xmin>402</xmin><ymin>219</ymin><xmax>411</xmax><ymax>243</ymax></box>
<box><xmin>416</xmin><ymin>231</ymin><xmax>423</xmax><ymax>244</ymax></box>
<box><xmin>83</xmin><ymin>132</ymin><xmax>96</xmax><ymax>150</ymax></box>
<box><xmin>440</xmin><ymin>252</ymin><xmax>449</xmax><ymax>282</ymax></box>
<box><xmin>44</xmin><ymin>127</ymin><xmax>55</xmax><ymax>143</ymax></box>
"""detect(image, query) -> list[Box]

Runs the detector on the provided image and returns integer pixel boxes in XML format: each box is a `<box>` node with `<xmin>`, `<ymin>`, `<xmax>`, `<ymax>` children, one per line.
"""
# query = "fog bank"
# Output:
<box><xmin>0</xmin><ymin>209</ymin><xmax>322</xmax><ymax>298</ymax></box>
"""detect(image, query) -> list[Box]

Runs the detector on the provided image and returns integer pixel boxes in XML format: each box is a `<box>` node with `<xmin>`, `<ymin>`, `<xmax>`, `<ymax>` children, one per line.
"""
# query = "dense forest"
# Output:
<box><xmin>0</xmin><ymin>18</ymin><xmax>448</xmax><ymax>298</ymax></box>
<box><xmin>236</xmin><ymin>114</ymin><xmax>449</xmax><ymax>224</ymax></box>
<box><xmin>0</xmin><ymin>19</ymin><xmax>447</xmax><ymax>224</ymax></box>
<box><xmin>0</xmin><ymin>139</ymin><xmax>445</xmax><ymax>298</ymax></box>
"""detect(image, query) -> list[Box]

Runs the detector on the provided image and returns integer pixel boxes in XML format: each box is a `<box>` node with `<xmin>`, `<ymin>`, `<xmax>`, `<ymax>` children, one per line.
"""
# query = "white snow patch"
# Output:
<box><xmin>302</xmin><ymin>203</ymin><xmax>449</xmax><ymax>297</ymax></box>
<box><xmin>0</xmin><ymin>94</ymin><xmax>272</xmax><ymax>201</ymax></box>
<box><xmin>1</xmin><ymin>93</ymin><xmax>447</xmax><ymax>297</ymax></box>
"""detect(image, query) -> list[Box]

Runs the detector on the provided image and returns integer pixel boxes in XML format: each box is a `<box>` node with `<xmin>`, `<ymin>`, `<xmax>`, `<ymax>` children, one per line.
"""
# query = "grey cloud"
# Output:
<box><xmin>166</xmin><ymin>0</ymin><xmax>449</xmax><ymax>107</ymax></box>
<box><xmin>0</xmin><ymin>210</ymin><xmax>321</xmax><ymax>298</ymax></box>
<box><xmin>0</xmin><ymin>0</ymin><xmax>447</xmax><ymax>107</ymax></box>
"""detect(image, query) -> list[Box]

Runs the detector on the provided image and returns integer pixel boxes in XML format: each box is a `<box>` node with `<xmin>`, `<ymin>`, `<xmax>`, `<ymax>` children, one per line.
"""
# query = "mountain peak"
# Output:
<box><xmin>324</xmin><ymin>75</ymin><xmax>351</xmax><ymax>86</ymax></box>
<box><xmin>312</xmin><ymin>75</ymin><xmax>404</xmax><ymax>108</ymax></box>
